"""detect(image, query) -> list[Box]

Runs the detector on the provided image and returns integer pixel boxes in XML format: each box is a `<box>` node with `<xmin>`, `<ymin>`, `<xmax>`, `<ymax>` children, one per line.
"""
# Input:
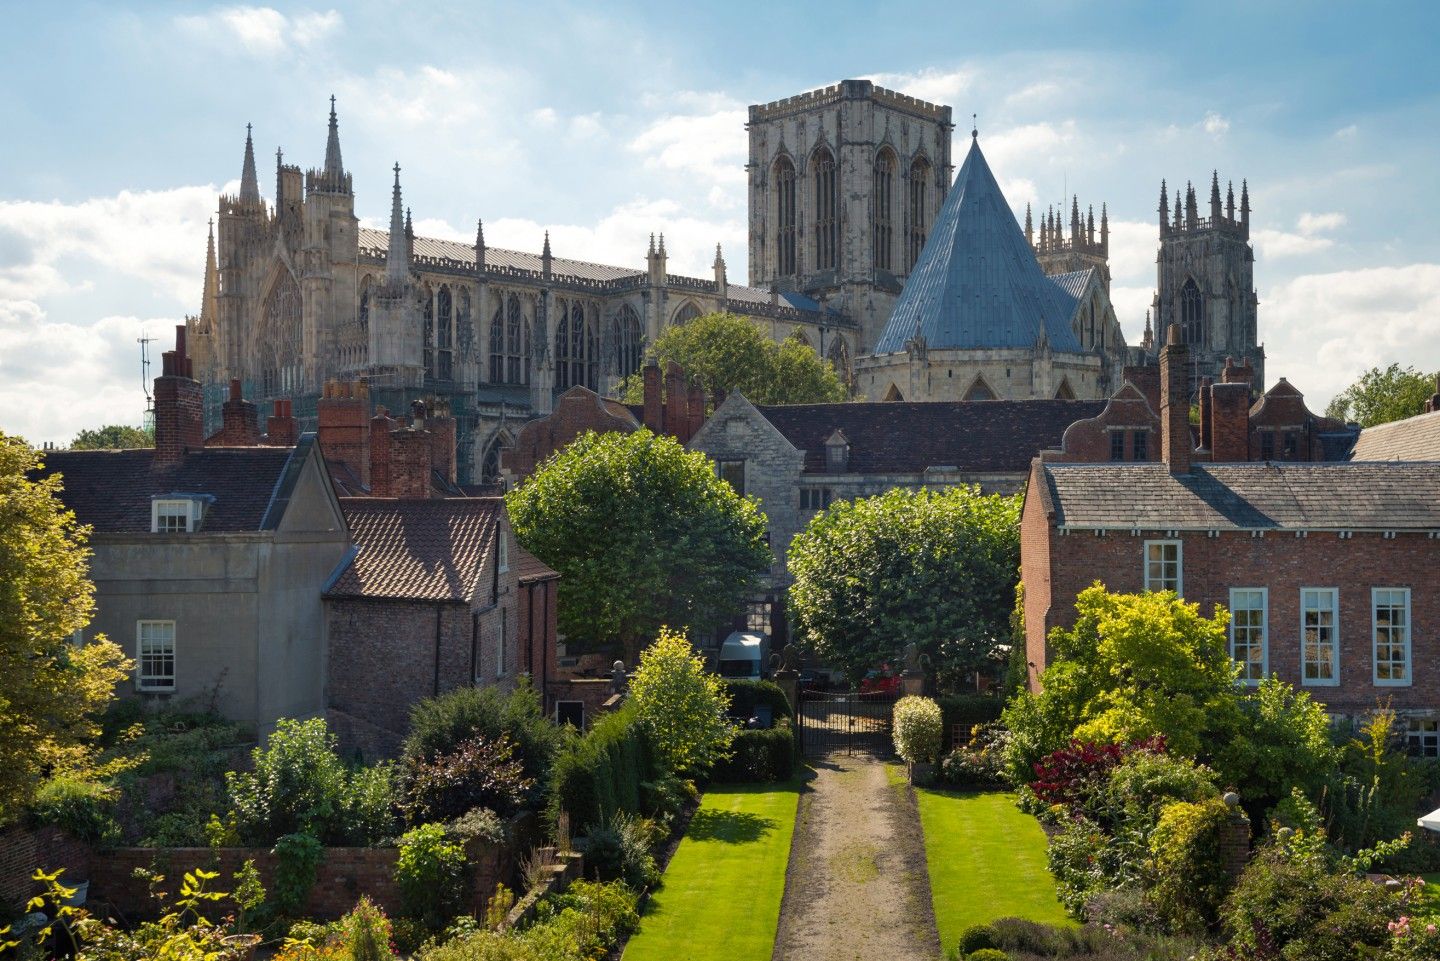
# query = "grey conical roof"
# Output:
<box><xmin>873</xmin><ymin>136</ymin><xmax>1082</xmax><ymax>354</ymax></box>
<box><xmin>324</xmin><ymin>96</ymin><xmax>344</xmax><ymax>180</ymax></box>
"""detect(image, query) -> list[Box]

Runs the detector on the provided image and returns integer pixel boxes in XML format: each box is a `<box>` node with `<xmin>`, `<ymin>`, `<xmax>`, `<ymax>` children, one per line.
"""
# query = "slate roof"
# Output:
<box><xmin>1047</xmin><ymin>268</ymin><xmax>1094</xmax><ymax>311</ymax></box>
<box><xmin>873</xmin><ymin>137</ymin><xmax>1085</xmax><ymax>355</ymax></box>
<box><xmin>755</xmin><ymin>399</ymin><xmax>1105</xmax><ymax>474</ymax></box>
<box><xmin>36</xmin><ymin>444</ymin><xmax>302</xmax><ymax>534</ymax></box>
<box><xmin>358</xmin><ymin>227</ymin><xmax>640</xmax><ymax>282</ymax></box>
<box><xmin>1039</xmin><ymin>462</ymin><xmax>1440</xmax><ymax>531</ymax></box>
<box><xmin>1350</xmin><ymin>410</ymin><xmax>1440</xmax><ymax>462</ymax></box>
<box><xmin>328</xmin><ymin>497</ymin><xmax>501</xmax><ymax>602</ymax></box>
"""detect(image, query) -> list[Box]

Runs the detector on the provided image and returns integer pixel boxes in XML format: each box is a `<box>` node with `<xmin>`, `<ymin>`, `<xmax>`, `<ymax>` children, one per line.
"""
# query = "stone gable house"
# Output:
<box><xmin>1349</xmin><ymin>378</ymin><xmax>1440</xmax><ymax>462</ymax></box>
<box><xmin>1022</xmin><ymin>327</ymin><xmax>1440</xmax><ymax>737</ymax></box>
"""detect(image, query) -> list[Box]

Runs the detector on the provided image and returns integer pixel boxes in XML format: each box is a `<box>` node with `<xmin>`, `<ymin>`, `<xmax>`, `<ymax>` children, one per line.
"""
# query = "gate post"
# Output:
<box><xmin>773</xmin><ymin>667</ymin><xmax>799</xmax><ymax>721</ymax></box>
<box><xmin>900</xmin><ymin>670</ymin><xmax>925</xmax><ymax>697</ymax></box>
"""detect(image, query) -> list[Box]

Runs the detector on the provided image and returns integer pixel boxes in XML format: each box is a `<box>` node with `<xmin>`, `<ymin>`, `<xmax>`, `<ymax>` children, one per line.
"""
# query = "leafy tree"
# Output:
<box><xmin>70</xmin><ymin>424</ymin><xmax>154</xmax><ymax>450</ymax></box>
<box><xmin>787</xmin><ymin>486</ymin><xmax>1021</xmax><ymax>685</ymax></box>
<box><xmin>506</xmin><ymin>429</ymin><xmax>770</xmax><ymax>663</ymax></box>
<box><xmin>0</xmin><ymin>433</ymin><xmax>130</xmax><ymax>824</ymax></box>
<box><xmin>1324</xmin><ymin>363</ymin><xmax>1437</xmax><ymax>426</ymax></box>
<box><xmin>628</xmin><ymin>627</ymin><xmax>734</xmax><ymax>776</ymax></box>
<box><xmin>1209</xmin><ymin>676</ymin><xmax>1336</xmax><ymax>818</ymax></box>
<box><xmin>1002</xmin><ymin>585</ymin><xmax>1241</xmax><ymax>772</ymax></box>
<box><xmin>619</xmin><ymin>312</ymin><xmax>847</xmax><ymax>405</ymax></box>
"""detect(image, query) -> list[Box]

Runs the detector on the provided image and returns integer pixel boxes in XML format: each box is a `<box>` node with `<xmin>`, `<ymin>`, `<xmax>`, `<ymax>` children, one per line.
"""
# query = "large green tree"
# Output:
<box><xmin>1324</xmin><ymin>363</ymin><xmax>1437</xmax><ymax>427</ymax></box>
<box><xmin>0</xmin><ymin>434</ymin><xmax>130</xmax><ymax>823</ymax></box>
<box><xmin>620</xmin><ymin>311</ymin><xmax>848</xmax><ymax>405</ymax></box>
<box><xmin>787</xmin><ymin>486</ymin><xmax>1021</xmax><ymax>686</ymax></box>
<box><xmin>506</xmin><ymin>429</ymin><xmax>771</xmax><ymax>664</ymax></box>
<box><xmin>70</xmin><ymin>424</ymin><xmax>154</xmax><ymax>450</ymax></box>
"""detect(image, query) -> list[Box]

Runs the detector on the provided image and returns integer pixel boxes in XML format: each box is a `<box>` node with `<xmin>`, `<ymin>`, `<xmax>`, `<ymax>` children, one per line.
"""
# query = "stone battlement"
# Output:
<box><xmin>749</xmin><ymin>78</ymin><xmax>950</xmax><ymax>123</ymax></box>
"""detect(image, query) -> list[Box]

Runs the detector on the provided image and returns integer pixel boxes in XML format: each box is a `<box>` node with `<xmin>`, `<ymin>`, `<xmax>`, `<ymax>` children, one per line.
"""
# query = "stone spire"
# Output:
<box><xmin>1070</xmin><ymin>195</ymin><xmax>1081</xmax><ymax>243</ymax></box>
<box><xmin>384</xmin><ymin>163</ymin><xmax>408</xmax><ymax>284</ymax></box>
<box><xmin>475</xmin><ymin>218</ymin><xmax>486</xmax><ymax>272</ymax></box>
<box><xmin>404</xmin><ymin>208</ymin><xmax>414</xmax><ymax>264</ymax></box>
<box><xmin>714</xmin><ymin>243</ymin><xmax>728</xmax><ymax>298</ymax></box>
<box><xmin>1087</xmin><ymin>205</ymin><xmax>1095</xmax><ymax>246</ymax></box>
<box><xmin>1185</xmin><ymin>181</ymin><xmax>1198</xmax><ymax>224</ymax></box>
<box><xmin>1174</xmin><ymin>189</ymin><xmax>1183</xmax><ymax>230</ymax></box>
<box><xmin>1226</xmin><ymin>180</ymin><xmax>1236</xmax><ymax>220</ymax></box>
<box><xmin>201</xmin><ymin>219</ymin><xmax>219</xmax><ymax>320</ymax></box>
<box><xmin>1142</xmin><ymin>309</ymin><xmax>1154</xmax><ymax>352</ymax></box>
<box><xmin>1240</xmin><ymin>179</ymin><xmax>1251</xmax><ymax>237</ymax></box>
<box><xmin>1100</xmin><ymin>203</ymin><xmax>1109</xmax><ymax>255</ymax></box>
<box><xmin>542</xmin><ymin>230</ymin><xmax>552</xmax><ymax>279</ymax></box>
<box><xmin>1159</xmin><ymin>179</ymin><xmax>1169</xmax><ymax>231</ymax></box>
<box><xmin>239</xmin><ymin>123</ymin><xmax>259</xmax><ymax>204</ymax></box>
<box><xmin>1210</xmin><ymin>170</ymin><xmax>1222</xmax><ymax>221</ymax></box>
<box><xmin>1024</xmin><ymin>203</ymin><xmax>1033</xmax><ymax>246</ymax></box>
<box><xmin>323</xmin><ymin>95</ymin><xmax>344</xmax><ymax>181</ymax></box>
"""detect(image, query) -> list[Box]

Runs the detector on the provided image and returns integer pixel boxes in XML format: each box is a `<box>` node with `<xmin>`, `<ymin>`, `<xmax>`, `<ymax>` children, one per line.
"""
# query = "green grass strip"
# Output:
<box><xmin>623</xmin><ymin>777</ymin><xmax>803</xmax><ymax>961</ymax></box>
<box><xmin>913</xmin><ymin>786</ymin><xmax>1072</xmax><ymax>950</ymax></box>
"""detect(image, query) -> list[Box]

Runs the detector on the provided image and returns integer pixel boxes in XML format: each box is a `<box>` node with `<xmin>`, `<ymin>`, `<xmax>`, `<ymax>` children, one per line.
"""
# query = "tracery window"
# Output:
<box><xmin>358</xmin><ymin>276</ymin><xmax>371</xmax><ymax>331</ymax></box>
<box><xmin>1181</xmin><ymin>278</ymin><xmax>1203</xmax><ymax>346</ymax></box>
<box><xmin>907</xmin><ymin>157</ymin><xmax>931</xmax><ymax>270</ymax></box>
<box><xmin>873</xmin><ymin>149</ymin><xmax>895</xmax><ymax>271</ymax></box>
<box><xmin>612</xmin><ymin>303</ymin><xmax>643</xmax><ymax>380</ymax></box>
<box><xmin>422</xmin><ymin>285</ymin><xmax>435</xmax><ymax>378</ymax></box>
<box><xmin>490</xmin><ymin>293</ymin><xmax>529</xmax><ymax>385</ymax></box>
<box><xmin>436</xmin><ymin>285</ymin><xmax>453</xmax><ymax>381</ymax></box>
<box><xmin>259</xmin><ymin>271</ymin><xmax>302</xmax><ymax>397</ymax></box>
<box><xmin>489</xmin><ymin>301</ymin><xmax>505</xmax><ymax>383</ymax></box>
<box><xmin>828</xmin><ymin>335</ymin><xmax>851</xmax><ymax>387</ymax></box>
<box><xmin>775</xmin><ymin>156</ymin><xmax>796</xmax><ymax>276</ymax></box>
<box><xmin>456</xmin><ymin>287</ymin><xmax>472</xmax><ymax>359</ymax></box>
<box><xmin>554</xmin><ymin>300</ymin><xmax>594</xmax><ymax>391</ymax></box>
<box><xmin>673</xmin><ymin>302</ymin><xmax>701</xmax><ymax>325</ymax></box>
<box><xmin>554</xmin><ymin>300</ymin><xmax>572</xmax><ymax>390</ymax></box>
<box><xmin>813</xmin><ymin>147</ymin><xmax>839</xmax><ymax>271</ymax></box>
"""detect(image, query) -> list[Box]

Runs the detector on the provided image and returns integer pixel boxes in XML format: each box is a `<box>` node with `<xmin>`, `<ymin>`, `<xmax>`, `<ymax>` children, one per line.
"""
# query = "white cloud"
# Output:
<box><xmin>629</xmin><ymin>102</ymin><xmax>748</xmax><ymax>187</ymax></box>
<box><xmin>1202</xmin><ymin>111</ymin><xmax>1230</xmax><ymax>136</ymax></box>
<box><xmin>1252</xmin><ymin>210</ymin><xmax>1347</xmax><ymax>259</ymax></box>
<box><xmin>863</xmin><ymin>68</ymin><xmax>974</xmax><ymax>108</ymax></box>
<box><xmin>176</xmin><ymin>6</ymin><xmax>341</xmax><ymax>57</ymax></box>
<box><xmin>982</xmin><ymin>121</ymin><xmax>1078</xmax><ymax>175</ymax></box>
<box><xmin>1334</xmin><ymin>124</ymin><xmax>1358</xmax><ymax>139</ymax></box>
<box><xmin>1264</xmin><ymin>263</ymin><xmax>1440</xmax><ymax>408</ymax></box>
<box><xmin>531</xmin><ymin>107</ymin><xmax>558</xmax><ymax>128</ymax></box>
<box><xmin>1003</xmin><ymin>81</ymin><xmax>1060</xmax><ymax>109</ymax></box>
<box><xmin>1297</xmin><ymin>211</ymin><xmax>1346</xmax><ymax>234</ymax></box>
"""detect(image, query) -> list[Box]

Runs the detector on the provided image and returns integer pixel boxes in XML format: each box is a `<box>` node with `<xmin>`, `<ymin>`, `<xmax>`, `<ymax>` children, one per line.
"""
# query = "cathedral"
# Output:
<box><xmin>185</xmin><ymin>81</ymin><xmax>1264</xmax><ymax>484</ymax></box>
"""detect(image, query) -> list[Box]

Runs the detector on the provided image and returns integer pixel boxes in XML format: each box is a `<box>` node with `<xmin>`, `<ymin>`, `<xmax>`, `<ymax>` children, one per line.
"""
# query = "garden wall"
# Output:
<box><xmin>0</xmin><ymin>825</ymin><xmax>91</xmax><ymax>909</ymax></box>
<box><xmin>90</xmin><ymin>836</ymin><xmax>513</xmax><ymax>921</ymax></box>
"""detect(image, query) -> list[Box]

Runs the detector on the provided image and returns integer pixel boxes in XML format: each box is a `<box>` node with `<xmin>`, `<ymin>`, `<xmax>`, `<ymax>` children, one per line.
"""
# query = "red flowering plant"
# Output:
<box><xmin>1030</xmin><ymin>735</ymin><xmax>1167</xmax><ymax>824</ymax></box>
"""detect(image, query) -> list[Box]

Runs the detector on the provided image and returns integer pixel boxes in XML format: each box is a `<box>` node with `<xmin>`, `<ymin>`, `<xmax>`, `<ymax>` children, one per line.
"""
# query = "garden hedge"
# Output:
<box><xmin>709</xmin><ymin>721</ymin><xmax>796</xmax><ymax>783</ymax></box>
<box><xmin>723</xmin><ymin>679</ymin><xmax>793</xmax><ymax>722</ymax></box>
<box><xmin>549</xmin><ymin>702</ymin><xmax>661</xmax><ymax>830</ymax></box>
<box><xmin>937</xmin><ymin>694</ymin><xmax>1005</xmax><ymax>749</ymax></box>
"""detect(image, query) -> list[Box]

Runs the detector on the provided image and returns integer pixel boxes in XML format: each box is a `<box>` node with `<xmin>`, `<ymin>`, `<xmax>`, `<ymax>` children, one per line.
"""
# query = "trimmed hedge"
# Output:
<box><xmin>723</xmin><ymin>679</ymin><xmax>793</xmax><ymax>722</ymax></box>
<box><xmin>549</xmin><ymin>702</ymin><xmax>661</xmax><ymax>830</ymax></box>
<box><xmin>709</xmin><ymin>721</ymin><xmax>796</xmax><ymax>783</ymax></box>
<box><xmin>937</xmin><ymin>694</ymin><xmax>1005</xmax><ymax>749</ymax></box>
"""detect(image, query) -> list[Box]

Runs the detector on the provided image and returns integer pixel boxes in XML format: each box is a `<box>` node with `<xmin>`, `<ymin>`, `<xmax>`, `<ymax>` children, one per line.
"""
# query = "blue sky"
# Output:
<box><xmin>3</xmin><ymin>1</ymin><xmax>1439</xmax><ymax>442</ymax></box>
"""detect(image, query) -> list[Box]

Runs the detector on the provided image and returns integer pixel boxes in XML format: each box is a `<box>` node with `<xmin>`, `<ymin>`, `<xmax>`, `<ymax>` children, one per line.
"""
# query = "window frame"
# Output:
<box><xmin>716</xmin><ymin>459</ymin><xmax>746</xmax><ymax>496</ymax></box>
<box><xmin>556</xmin><ymin>700</ymin><xmax>585</xmax><ymax>728</ymax></box>
<box><xmin>152</xmin><ymin>498</ymin><xmax>197</xmax><ymax>533</ymax></box>
<box><xmin>1372</xmin><ymin>587</ymin><xmax>1412</xmax><ymax>687</ymax></box>
<box><xmin>1407</xmin><ymin>718</ymin><xmax>1439</xmax><ymax>758</ymax></box>
<box><xmin>1300</xmin><ymin>587</ymin><xmax>1340</xmax><ymax>687</ymax></box>
<box><xmin>1229</xmin><ymin>587</ymin><xmax>1268</xmax><ymax>685</ymax></box>
<box><xmin>1142</xmin><ymin>539</ymin><xmax>1183</xmax><ymax>595</ymax></box>
<box><xmin>136</xmin><ymin>619</ymin><xmax>176</xmax><ymax>692</ymax></box>
<box><xmin>1132</xmin><ymin>430</ymin><xmax>1148</xmax><ymax>462</ymax></box>
<box><xmin>498</xmin><ymin>528</ymin><xmax>510</xmax><ymax>574</ymax></box>
<box><xmin>1109</xmin><ymin>430</ymin><xmax>1125</xmax><ymax>462</ymax></box>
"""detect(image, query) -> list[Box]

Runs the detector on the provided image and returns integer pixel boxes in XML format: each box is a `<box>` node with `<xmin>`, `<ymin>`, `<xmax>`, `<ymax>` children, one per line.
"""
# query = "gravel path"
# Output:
<box><xmin>772</xmin><ymin>756</ymin><xmax>940</xmax><ymax>961</ymax></box>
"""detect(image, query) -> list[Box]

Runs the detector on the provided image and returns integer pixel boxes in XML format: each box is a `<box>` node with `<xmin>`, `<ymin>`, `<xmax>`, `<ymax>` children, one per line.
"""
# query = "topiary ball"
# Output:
<box><xmin>967</xmin><ymin>950</ymin><xmax>1010</xmax><ymax>961</ymax></box>
<box><xmin>957</xmin><ymin>923</ymin><xmax>997</xmax><ymax>953</ymax></box>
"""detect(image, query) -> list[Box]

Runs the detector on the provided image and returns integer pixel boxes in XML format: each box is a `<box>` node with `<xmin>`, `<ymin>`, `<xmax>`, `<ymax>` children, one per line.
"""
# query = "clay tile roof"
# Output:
<box><xmin>514</xmin><ymin>545</ymin><xmax>559</xmax><ymax>584</ymax></box>
<box><xmin>328</xmin><ymin>497</ymin><xmax>501</xmax><ymax>602</ymax></box>
<box><xmin>755</xmin><ymin>399</ymin><xmax>1105</xmax><ymax>474</ymax></box>
<box><xmin>1351</xmin><ymin>409</ymin><xmax>1440</xmax><ymax>462</ymax></box>
<box><xmin>1041</xmin><ymin>461</ymin><xmax>1440</xmax><ymax>530</ymax></box>
<box><xmin>35</xmin><ymin>445</ymin><xmax>300</xmax><ymax>533</ymax></box>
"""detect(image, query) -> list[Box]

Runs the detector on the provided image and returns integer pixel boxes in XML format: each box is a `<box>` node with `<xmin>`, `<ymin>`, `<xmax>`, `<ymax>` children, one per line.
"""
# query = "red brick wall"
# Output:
<box><xmin>388</xmin><ymin>429</ymin><xmax>432</xmax><ymax>498</ymax></box>
<box><xmin>1056</xmin><ymin>386</ymin><xmax>1160</xmax><ymax>463</ymax></box>
<box><xmin>501</xmin><ymin>388</ymin><xmax>637</xmax><ymax>482</ymax></box>
<box><xmin>90</xmin><ymin>838</ymin><xmax>510</xmax><ymax>921</ymax></box>
<box><xmin>1036</xmin><ymin>526</ymin><xmax>1440</xmax><ymax>715</ymax></box>
<box><xmin>318</xmin><ymin>387</ymin><xmax>371</xmax><ymax>488</ymax></box>
<box><xmin>0</xmin><ymin>825</ymin><xmax>90</xmax><ymax>909</ymax></box>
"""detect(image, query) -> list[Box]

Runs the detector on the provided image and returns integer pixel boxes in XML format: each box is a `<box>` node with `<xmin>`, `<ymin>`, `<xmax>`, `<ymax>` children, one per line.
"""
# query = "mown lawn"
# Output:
<box><xmin>1415</xmin><ymin>873</ymin><xmax>1440</xmax><ymax>919</ymax></box>
<box><xmin>914</xmin><ymin>786</ymin><xmax>1071</xmax><ymax>949</ymax></box>
<box><xmin>622</xmin><ymin>776</ymin><xmax>803</xmax><ymax>961</ymax></box>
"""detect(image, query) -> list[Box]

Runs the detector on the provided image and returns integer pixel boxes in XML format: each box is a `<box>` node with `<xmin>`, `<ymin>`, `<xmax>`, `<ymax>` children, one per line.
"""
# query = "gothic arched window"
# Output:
<box><xmin>554</xmin><ymin>299</ymin><xmax>572</xmax><ymax>390</ymax></box>
<box><xmin>613</xmin><ymin>303</ymin><xmax>643</xmax><ymax>380</ymax></box>
<box><xmin>585</xmin><ymin>306</ymin><xmax>598</xmax><ymax>390</ymax></box>
<box><xmin>358</xmin><ymin>275</ymin><xmax>371</xmax><ymax>331</ymax></box>
<box><xmin>259</xmin><ymin>270</ymin><xmax>302</xmax><ymax>397</ymax></box>
<box><xmin>421</xmin><ymin>285</ymin><xmax>435</xmax><ymax>378</ymax></box>
<box><xmin>456</xmin><ymin>287</ymin><xmax>472</xmax><ymax>358</ymax></box>
<box><xmin>774</xmin><ymin>156</ymin><xmax>796</xmax><ymax>277</ymax></box>
<box><xmin>436</xmin><ymin>285</ymin><xmax>453</xmax><ymax>381</ymax></box>
<box><xmin>489</xmin><ymin>300</ymin><xmax>505</xmax><ymax>383</ymax></box>
<box><xmin>505</xmin><ymin>294</ymin><xmax>527</xmax><ymax>385</ymax></box>
<box><xmin>481</xmin><ymin>438</ymin><xmax>503</xmax><ymax>485</ymax></box>
<box><xmin>813</xmin><ymin>147</ymin><xmax>839</xmax><ymax>271</ymax></box>
<box><xmin>874</xmin><ymin>149</ymin><xmax>896</xmax><ymax>272</ymax></box>
<box><xmin>1181</xmin><ymin>278</ymin><xmax>1203</xmax><ymax>346</ymax></box>
<box><xmin>673</xmin><ymin>302</ymin><xmax>701</xmax><ymax>326</ymax></box>
<box><xmin>570</xmin><ymin>302</ymin><xmax>588</xmax><ymax>389</ymax></box>
<box><xmin>828</xmin><ymin>335</ymin><xmax>851</xmax><ymax>387</ymax></box>
<box><xmin>907</xmin><ymin>157</ymin><xmax>931</xmax><ymax>270</ymax></box>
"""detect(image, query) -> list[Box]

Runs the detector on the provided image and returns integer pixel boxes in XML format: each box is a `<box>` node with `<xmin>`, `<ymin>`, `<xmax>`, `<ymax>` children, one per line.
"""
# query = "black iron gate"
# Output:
<box><xmin>796</xmin><ymin>688</ymin><xmax>900</xmax><ymax>756</ymax></box>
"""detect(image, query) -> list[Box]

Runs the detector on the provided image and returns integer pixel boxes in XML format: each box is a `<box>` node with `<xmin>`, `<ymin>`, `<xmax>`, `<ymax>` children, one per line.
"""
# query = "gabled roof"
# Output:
<box><xmin>754</xmin><ymin>399</ymin><xmax>1104</xmax><ymax>475</ymax></box>
<box><xmin>1350</xmin><ymin>409</ymin><xmax>1440</xmax><ymax>462</ymax></box>
<box><xmin>1040</xmin><ymin>462</ymin><xmax>1440</xmax><ymax>531</ymax></box>
<box><xmin>873</xmin><ymin>137</ymin><xmax>1085</xmax><ymax>355</ymax></box>
<box><xmin>36</xmin><ymin>443</ymin><xmax>304</xmax><ymax>534</ymax></box>
<box><xmin>1047</xmin><ymin>267</ymin><xmax>1096</xmax><ymax>311</ymax></box>
<box><xmin>327</xmin><ymin>497</ymin><xmax>502</xmax><ymax>603</ymax></box>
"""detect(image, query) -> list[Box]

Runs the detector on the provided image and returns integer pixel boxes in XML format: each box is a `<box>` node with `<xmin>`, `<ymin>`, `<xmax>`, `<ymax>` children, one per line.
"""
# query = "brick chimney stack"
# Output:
<box><xmin>265</xmin><ymin>399</ymin><xmax>298</xmax><ymax>447</ymax></box>
<box><xmin>1209</xmin><ymin>381</ymin><xmax>1251</xmax><ymax>462</ymax></box>
<box><xmin>426</xmin><ymin>398</ymin><xmax>457</xmax><ymax>485</ymax></box>
<box><xmin>153</xmin><ymin>324</ymin><xmax>204</xmax><ymax>467</ymax></box>
<box><xmin>216</xmin><ymin>378</ymin><xmax>261</xmax><ymax>445</ymax></box>
<box><xmin>686</xmin><ymin>383</ymin><xmax>706</xmax><ymax>442</ymax></box>
<box><xmin>1123</xmin><ymin>363</ymin><xmax>1162</xmax><ymax>416</ymax></box>
<box><xmin>1160</xmin><ymin>323</ymin><xmax>1192</xmax><ymax>474</ymax></box>
<box><xmin>316</xmin><ymin>380</ymin><xmax>371</xmax><ymax>487</ymax></box>
<box><xmin>642</xmin><ymin>361</ymin><xmax>663</xmax><ymax>434</ymax></box>
<box><xmin>369</xmin><ymin>408</ymin><xmax>394</xmax><ymax>495</ymax></box>
<box><xmin>1198</xmin><ymin>376</ymin><xmax>1214</xmax><ymax>452</ymax></box>
<box><xmin>665</xmin><ymin>362</ymin><xmax>687</xmax><ymax>442</ymax></box>
<box><xmin>388</xmin><ymin>427</ymin><xmax>432</xmax><ymax>497</ymax></box>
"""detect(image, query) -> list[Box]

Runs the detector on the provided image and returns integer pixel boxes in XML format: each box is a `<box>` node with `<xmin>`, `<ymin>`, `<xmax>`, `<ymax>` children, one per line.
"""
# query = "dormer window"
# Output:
<box><xmin>824</xmin><ymin>428</ymin><xmax>850</xmax><ymax>473</ymax></box>
<box><xmin>151</xmin><ymin>495</ymin><xmax>211</xmax><ymax>533</ymax></box>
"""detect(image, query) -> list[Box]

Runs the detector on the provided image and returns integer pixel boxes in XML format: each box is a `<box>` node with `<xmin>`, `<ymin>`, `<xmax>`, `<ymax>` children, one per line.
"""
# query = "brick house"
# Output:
<box><xmin>323</xmin><ymin>496</ymin><xmax>559</xmax><ymax>758</ymax></box>
<box><xmin>1022</xmin><ymin>325</ymin><xmax>1440</xmax><ymax>740</ymax></box>
<box><xmin>35</xmin><ymin>327</ymin><xmax>351</xmax><ymax>736</ymax></box>
<box><xmin>1350</xmin><ymin>378</ymin><xmax>1440</xmax><ymax>462</ymax></box>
